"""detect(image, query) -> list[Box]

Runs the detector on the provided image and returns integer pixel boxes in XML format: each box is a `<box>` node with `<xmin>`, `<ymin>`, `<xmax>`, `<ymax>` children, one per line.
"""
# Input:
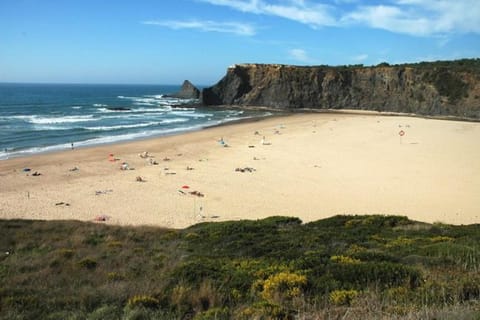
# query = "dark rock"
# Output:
<box><xmin>171</xmin><ymin>80</ymin><xmax>200</xmax><ymax>99</ymax></box>
<box><xmin>106</xmin><ymin>107</ymin><xmax>131</xmax><ymax>111</ymax></box>
<box><xmin>202</xmin><ymin>60</ymin><xmax>480</xmax><ymax>119</ymax></box>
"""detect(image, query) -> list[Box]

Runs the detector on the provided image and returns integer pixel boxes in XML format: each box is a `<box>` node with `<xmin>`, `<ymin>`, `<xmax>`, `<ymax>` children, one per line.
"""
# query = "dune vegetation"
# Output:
<box><xmin>1</xmin><ymin>215</ymin><xmax>479</xmax><ymax>319</ymax></box>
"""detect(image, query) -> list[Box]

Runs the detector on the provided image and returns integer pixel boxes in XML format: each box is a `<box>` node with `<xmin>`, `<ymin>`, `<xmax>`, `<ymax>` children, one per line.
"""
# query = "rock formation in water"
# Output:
<box><xmin>171</xmin><ymin>80</ymin><xmax>200</xmax><ymax>99</ymax></box>
<box><xmin>201</xmin><ymin>59</ymin><xmax>480</xmax><ymax>119</ymax></box>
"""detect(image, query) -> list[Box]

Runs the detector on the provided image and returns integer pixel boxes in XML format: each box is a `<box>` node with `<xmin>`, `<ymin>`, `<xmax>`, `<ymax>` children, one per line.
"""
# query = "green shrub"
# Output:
<box><xmin>87</xmin><ymin>305</ymin><xmax>121</xmax><ymax>320</ymax></box>
<box><xmin>126</xmin><ymin>295</ymin><xmax>160</xmax><ymax>309</ymax></box>
<box><xmin>57</xmin><ymin>248</ymin><xmax>75</xmax><ymax>259</ymax></box>
<box><xmin>238</xmin><ymin>301</ymin><xmax>290</xmax><ymax>320</ymax></box>
<box><xmin>107</xmin><ymin>272</ymin><xmax>125</xmax><ymax>281</ymax></box>
<box><xmin>330</xmin><ymin>255</ymin><xmax>361</xmax><ymax>264</ymax></box>
<box><xmin>1</xmin><ymin>216</ymin><xmax>479</xmax><ymax>319</ymax></box>
<box><xmin>330</xmin><ymin>261</ymin><xmax>421</xmax><ymax>289</ymax></box>
<box><xmin>77</xmin><ymin>258</ymin><xmax>97</xmax><ymax>270</ymax></box>
<box><xmin>106</xmin><ymin>241</ymin><xmax>122</xmax><ymax>248</ymax></box>
<box><xmin>83</xmin><ymin>231</ymin><xmax>105</xmax><ymax>246</ymax></box>
<box><xmin>193</xmin><ymin>307</ymin><xmax>229</xmax><ymax>320</ymax></box>
<box><xmin>329</xmin><ymin>289</ymin><xmax>359</xmax><ymax>306</ymax></box>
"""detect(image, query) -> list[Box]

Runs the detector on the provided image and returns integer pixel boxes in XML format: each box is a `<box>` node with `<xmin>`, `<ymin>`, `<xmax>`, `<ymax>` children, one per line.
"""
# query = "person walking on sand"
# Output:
<box><xmin>261</xmin><ymin>136</ymin><xmax>271</xmax><ymax>145</ymax></box>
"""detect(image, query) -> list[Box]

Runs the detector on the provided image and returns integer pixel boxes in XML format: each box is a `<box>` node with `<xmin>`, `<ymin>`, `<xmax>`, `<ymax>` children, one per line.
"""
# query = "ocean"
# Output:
<box><xmin>0</xmin><ymin>83</ymin><xmax>271</xmax><ymax>160</ymax></box>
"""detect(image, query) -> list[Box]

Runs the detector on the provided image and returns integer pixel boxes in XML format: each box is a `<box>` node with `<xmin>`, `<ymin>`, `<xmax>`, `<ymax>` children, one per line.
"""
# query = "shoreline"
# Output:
<box><xmin>1</xmin><ymin>112</ymin><xmax>479</xmax><ymax>227</ymax></box>
<box><xmin>3</xmin><ymin>107</ymin><xmax>478</xmax><ymax>162</ymax></box>
<box><xmin>0</xmin><ymin>110</ymin><xmax>280</xmax><ymax>162</ymax></box>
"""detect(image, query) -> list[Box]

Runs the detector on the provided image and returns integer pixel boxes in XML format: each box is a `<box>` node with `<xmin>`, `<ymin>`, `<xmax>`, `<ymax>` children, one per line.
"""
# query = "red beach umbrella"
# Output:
<box><xmin>181</xmin><ymin>185</ymin><xmax>190</xmax><ymax>189</ymax></box>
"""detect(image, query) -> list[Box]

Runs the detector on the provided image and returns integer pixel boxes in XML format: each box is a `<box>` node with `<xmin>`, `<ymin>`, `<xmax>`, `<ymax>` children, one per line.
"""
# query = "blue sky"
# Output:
<box><xmin>1</xmin><ymin>0</ymin><xmax>479</xmax><ymax>85</ymax></box>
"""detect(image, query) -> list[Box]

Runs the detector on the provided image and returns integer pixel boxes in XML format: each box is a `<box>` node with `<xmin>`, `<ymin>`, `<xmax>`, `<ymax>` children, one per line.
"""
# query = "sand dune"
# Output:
<box><xmin>1</xmin><ymin>113</ymin><xmax>479</xmax><ymax>228</ymax></box>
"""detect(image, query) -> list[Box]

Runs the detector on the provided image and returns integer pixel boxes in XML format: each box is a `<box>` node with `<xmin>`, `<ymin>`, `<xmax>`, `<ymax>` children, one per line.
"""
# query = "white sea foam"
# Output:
<box><xmin>84</xmin><ymin>118</ymin><xmax>188</xmax><ymax>131</ymax></box>
<box><xmin>96</xmin><ymin>108</ymin><xmax>130</xmax><ymax>113</ymax></box>
<box><xmin>131</xmin><ymin>97</ymin><xmax>157</xmax><ymax>104</ymax></box>
<box><xmin>2</xmin><ymin>143</ymin><xmax>73</xmax><ymax>159</ymax></box>
<box><xmin>29</xmin><ymin>115</ymin><xmax>97</xmax><ymax>124</ymax></box>
<box><xmin>160</xmin><ymin>118</ymin><xmax>189</xmax><ymax>124</ymax></box>
<box><xmin>75</xmin><ymin>125</ymin><xmax>206</xmax><ymax>147</ymax></box>
<box><xmin>3</xmin><ymin>115</ymin><xmax>35</xmax><ymax>121</ymax></box>
<box><xmin>93</xmin><ymin>103</ymin><xmax>108</xmax><ymax>107</ymax></box>
<box><xmin>170</xmin><ymin>111</ymin><xmax>213</xmax><ymax>118</ymax></box>
<box><xmin>145</xmin><ymin>94</ymin><xmax>164</xmax><ymax>99</ymax></box>
<box><xmin>0</xmin><ymin>151</ymin><xmax>9</xmax><ymax>160</ymax></box>
<box><xmin>72</xmin><ymin>106</ymin><xmax>82</xmax><ymax>109</ymax></box>
<box><xmin>135</xmin><ymin>107</ymin><xmax>172</xmax><ymax>113</ymax></box>
<box><xmin>86</xmin><ymin>121</ymin><xmax>161</xmax><ymax>131</ymax></box>
<box><xmin>119</xmin><ymin>94</ymin><xmax>197</xmax><ymax>107</ymax></box>
<box><xmin>133</xmin><ymin>102</ymin><xmax>156</xmax><ymax>106</ymax></box>
<box><xmin>96</xmin><ymin>106</ymin><xmax>171</xmax><ymax>114</ymax></box>
<box><xmin>174</xmin><ymin>107</ymin><xmax>195</xmax><ymax>111</ymax></box>
<box><xmin>33</xmin><ymin>125</ymin><xmax>71</xmax><ymax>131</ymax></box>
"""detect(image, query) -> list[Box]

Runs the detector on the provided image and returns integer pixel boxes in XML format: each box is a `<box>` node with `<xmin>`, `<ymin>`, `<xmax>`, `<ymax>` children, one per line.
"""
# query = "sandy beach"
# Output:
<box><xmin>1</xmin><ymin>112</ymin><xmax>479</xmax><ymax>228</ymax></box>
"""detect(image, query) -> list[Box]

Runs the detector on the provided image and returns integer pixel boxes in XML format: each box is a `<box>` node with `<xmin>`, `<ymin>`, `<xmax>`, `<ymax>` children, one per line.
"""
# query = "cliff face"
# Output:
<box><xmin>202</xmin><ymin>60</ymin><xmax>480</xmax><ymax>118</ymax></box>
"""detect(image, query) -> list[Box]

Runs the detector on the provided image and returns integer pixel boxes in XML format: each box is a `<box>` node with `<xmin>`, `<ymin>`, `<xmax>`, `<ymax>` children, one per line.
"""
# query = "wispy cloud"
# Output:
<box><xmin>199</xmin><ymin>0</ymin><xmax>337</xmax><ymax>28</ymax></box>
<box><xmin>142</xmin><ymin>19</ymin><xmax>256</xmax><ymax>36</ymax></box>
<box><xmin>352</xmin><ymin>53</ymin><xmax>368</xmax><ymax>62</ymax></box>
<box><xmin>199</xmin><ymin>0</ymin><xmax>480</xmax><ymax>36</ymax></box>
<box><xmin>288</xmin><ymin>48</ymin><xmax>313</xmax><ymax>63</ymax></box>
<box><xmin>342</xmin><ymin>0</ymin><xmax>480</xmax><ymax>36</ymax></box>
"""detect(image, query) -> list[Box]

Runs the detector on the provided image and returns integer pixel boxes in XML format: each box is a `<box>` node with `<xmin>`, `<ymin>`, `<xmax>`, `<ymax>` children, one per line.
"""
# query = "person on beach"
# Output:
<box><xmin>261</xmin><ymin>136</ymin><xmax>271</xmax><ymax>145</ymax></box>
<box><xmin>71</xmin><ymin>143</ymin><xmax>74</xmax><ymax>150</ymax></box>
<box><xmin>218</xmin><ymin>137</ymin><xmax>228</xmax><ymax>147</ymax></box>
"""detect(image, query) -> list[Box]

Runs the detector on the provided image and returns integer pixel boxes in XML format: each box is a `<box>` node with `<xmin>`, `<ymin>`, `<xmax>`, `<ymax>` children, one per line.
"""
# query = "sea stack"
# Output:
<box><xmin>172</xmin><ymin>80</ymin><xmax>200</xmax><ymax>99</ymax></box>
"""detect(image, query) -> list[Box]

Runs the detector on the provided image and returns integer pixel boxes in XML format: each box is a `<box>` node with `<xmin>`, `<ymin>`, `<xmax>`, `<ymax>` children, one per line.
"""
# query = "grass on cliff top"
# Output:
<box><xmin>1</xmin><ymin>215</ymin><xmax>479</xmax><ymax>320</ymax></box>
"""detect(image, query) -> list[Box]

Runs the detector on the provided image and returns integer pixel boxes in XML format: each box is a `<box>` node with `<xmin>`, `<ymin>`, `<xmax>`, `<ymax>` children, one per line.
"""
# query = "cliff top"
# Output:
<box><xmin>228</xmin><ymin>58</ymin><xmax>480</xmax><ymax>72</ymax></box>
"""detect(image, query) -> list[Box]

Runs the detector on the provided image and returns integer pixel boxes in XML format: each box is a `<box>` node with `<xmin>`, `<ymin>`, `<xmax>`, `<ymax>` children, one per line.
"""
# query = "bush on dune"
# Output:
<box><xmin>0</xmin><ymin>215</ymin><xmax>479</xmax><ymax>319</ymax></box>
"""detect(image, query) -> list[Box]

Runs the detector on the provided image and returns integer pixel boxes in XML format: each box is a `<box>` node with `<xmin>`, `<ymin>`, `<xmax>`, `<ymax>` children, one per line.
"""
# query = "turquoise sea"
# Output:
<box><xmin>0</xmin><ymin>83</ymin><xmax>271</xmax><ymax>160</ymax></box>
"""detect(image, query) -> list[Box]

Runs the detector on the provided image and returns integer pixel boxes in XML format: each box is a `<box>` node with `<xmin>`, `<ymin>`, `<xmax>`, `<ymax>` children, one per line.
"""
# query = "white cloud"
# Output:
<box><xmin>198</xmin><ymin>0</ymin><xmax>262</xmax><ymax>13</ymax></box>
<box><xmin>199</xmin><ymin>0</ymin><xmax>336</xmax><ymax>27</ymax></box>
<box><xmin>352</xmin><ymin>53</ymin><xmax>368</xmax><ymax>62</ymax></box>
<box><xmin>342</xmin><ymin>5</ymin><xmax>431</xmax><ymax>36</ymax></box>
<box><xmin>199</xmin><ymin>0</ymin><xmax>480</xmax><ymax>37</ymax></box>
<box><xmin>342</xmin><ymin>0</ymin><xmax>480</xmax><ymax>36</ymax></box>
<box><xmin>288</xmin><ymin>48</ymin><xmax>311</xmax><ymax>62</ymax></box>
<box><xmin>142</xmin><ymin>19</ymin><xmax>256</xmax><ymax>36</ymax></box>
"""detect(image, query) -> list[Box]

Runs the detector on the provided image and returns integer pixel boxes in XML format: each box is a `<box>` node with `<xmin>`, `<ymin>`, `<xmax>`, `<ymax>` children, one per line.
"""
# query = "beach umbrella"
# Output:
<box><xmin>181</xmin><ymin>185</ymin><xmax>190</xmax><ymax>189</ymax></box>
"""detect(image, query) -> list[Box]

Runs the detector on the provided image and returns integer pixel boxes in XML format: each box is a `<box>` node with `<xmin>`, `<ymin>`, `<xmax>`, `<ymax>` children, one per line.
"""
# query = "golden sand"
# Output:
<box><xmin>1</xmin><ymin>113</ymin><xmax>479</xmax><ymax>228</ymax></box>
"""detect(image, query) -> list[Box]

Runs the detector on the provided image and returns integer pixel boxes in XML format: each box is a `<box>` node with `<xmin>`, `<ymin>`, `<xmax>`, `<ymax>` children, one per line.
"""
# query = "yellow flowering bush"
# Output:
<box><xmin>259</xmin><ymin>271</ymin><xmax>307</xmax><ymax>303</ymax></box>
<box><xmin>330</xmin><ymin>255</ymin><xmax>361</xmax><ymax>264</ymax></box>
<box><xmin>107</xmin><ymin>272</ymin><xmax>125</xmax><ymax>281</ymax></box>
<box><xmin>329</xmin><ymin>289</ymin><xmax>358</xmax><ymax>306</ymax></box>
<box><xmin>126</xmin><ymin>295</ymin><xmax>159</xmax><ymax>309</ymax></box>
<box><xmin>430</xmin><ymin>236</ymin><xmax>454</xmax><ymax>243</ymax></box>
<box><xmin>386</xmin><ymin>237</ymin><xmax>415</xmax><ymax>248</ymax></box>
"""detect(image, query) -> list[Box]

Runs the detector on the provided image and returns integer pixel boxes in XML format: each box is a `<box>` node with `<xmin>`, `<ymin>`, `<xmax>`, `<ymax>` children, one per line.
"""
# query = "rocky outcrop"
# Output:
<box><xmin>202</xmin><ymin>60</ymin><xmax>480</xmax><ymax>119</ymax></box>
<box><xmin>171</xmin><ymin>80</ymin><xmax>200</xmax><ymax>99</ymax></box>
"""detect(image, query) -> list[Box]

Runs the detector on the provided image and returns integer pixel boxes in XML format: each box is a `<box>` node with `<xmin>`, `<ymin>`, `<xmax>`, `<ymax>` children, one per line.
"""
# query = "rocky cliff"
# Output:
<box><xmin>202</xmin><ymin>59</ymin><xmax>480</xmax><ymax>119</ymax></box>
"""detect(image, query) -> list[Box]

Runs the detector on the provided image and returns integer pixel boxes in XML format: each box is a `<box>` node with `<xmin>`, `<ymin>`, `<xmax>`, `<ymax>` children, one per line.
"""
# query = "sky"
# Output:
<box><xmin>1</xmin><ymin>0</ymin><xmax>480</xmax><ymax>85</ymax></box>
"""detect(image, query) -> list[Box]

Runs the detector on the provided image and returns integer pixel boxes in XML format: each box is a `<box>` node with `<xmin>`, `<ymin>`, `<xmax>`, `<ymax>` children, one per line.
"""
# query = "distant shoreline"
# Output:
<box><xmin>2</xmin><ymin>107</ymin><xmax>478</xmax><ymax>162</ymax></box>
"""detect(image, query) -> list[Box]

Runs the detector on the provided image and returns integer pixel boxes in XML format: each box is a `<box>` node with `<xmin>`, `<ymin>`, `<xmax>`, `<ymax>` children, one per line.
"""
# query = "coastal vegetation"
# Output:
<box><xmin>1</xmin><ymin>215</ymin><xmax>479</xmax><ymax>319</ymax></box>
